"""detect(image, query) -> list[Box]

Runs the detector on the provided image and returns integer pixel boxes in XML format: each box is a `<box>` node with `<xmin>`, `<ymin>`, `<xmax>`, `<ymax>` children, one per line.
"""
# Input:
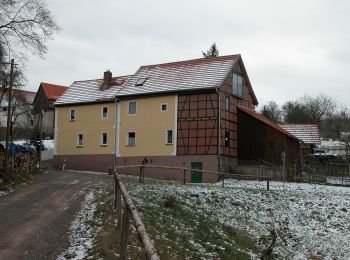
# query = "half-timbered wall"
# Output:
<box><xmin>218</xmin><ymin>61</ymin><xmax>256</xmax><ymax>159</ymax></box>
<box><xmin>177</xmin><ymin>92</ymin><xmax>218</xmax><ymax>155</ymax></box>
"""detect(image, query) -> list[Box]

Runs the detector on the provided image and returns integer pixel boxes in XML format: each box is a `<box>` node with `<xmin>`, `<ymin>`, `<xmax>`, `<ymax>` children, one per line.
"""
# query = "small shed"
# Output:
<box><xmin>237</xmin><ymin>106</ymin><xmax>301</xmax><ymax>165</ymax></box>
<box><xmin>279</xmin><ymin>124</ymin><xmax>321</xmax><ymax>156</ymax></box>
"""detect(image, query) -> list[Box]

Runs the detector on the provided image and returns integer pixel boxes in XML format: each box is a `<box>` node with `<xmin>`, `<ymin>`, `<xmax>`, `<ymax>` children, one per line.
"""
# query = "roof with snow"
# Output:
<box><xmin>237</xmin><ymin>106</ymin><xmax>300</xmax><ymax>141</ymax></box>
<box><xmin>41</xmin><ymin>83</ymin><xmax>68</xmax><ymax>100</ymax></box>
<box><xmin>279</xmin><ymin>124</ymin><xmax>321</xmax><ymax>145</ymax></box>
<box><xmin>56</xmin><ymin>55</ymin><xmax>256</xmax><ymax>106</ymax></box>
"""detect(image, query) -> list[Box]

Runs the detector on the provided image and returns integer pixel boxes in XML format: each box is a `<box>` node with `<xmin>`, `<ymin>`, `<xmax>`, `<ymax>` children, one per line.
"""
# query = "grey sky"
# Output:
<box><xmin>25</xmin><ymin>0</ymin><xmax>350</xmax><ymax>108</ymax></box>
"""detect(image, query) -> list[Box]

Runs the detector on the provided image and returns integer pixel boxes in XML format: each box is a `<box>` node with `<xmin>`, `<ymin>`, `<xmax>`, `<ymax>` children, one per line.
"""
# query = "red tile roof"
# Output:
<box><xmin>237</xmin><ymin>106</ymin><xmax>299</xmax><ymax>141</ymax></box>
<box><xmin>41</xmin><ymin>82</ymin><xmax>68</xmax><ymax>100</ymax></box>
<box><xmin>279</xmin><ymin>124</ymin><xmax>321</xmax><ymax>145</ymax></box>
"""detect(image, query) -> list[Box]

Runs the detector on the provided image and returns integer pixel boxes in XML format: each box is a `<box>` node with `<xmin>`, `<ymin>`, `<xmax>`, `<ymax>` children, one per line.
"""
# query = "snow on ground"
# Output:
<box><xmin>57</xmin><ymin>189</ymin><xmax>100</xmax><ymax>260</ymax></box>
<box><xmin>128</xmin><ymin>180</ymin><xmax>350</xmax><ymax>259</ymax></box>
<box><xmin>0</xmin><ymin>190</ymin><xmax>8</xmax><ymax>197</ymax></box>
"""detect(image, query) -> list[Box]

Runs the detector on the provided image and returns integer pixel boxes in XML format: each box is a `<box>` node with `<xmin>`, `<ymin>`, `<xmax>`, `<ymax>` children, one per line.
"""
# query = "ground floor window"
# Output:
<box><xmin>77</xmin><ymin>133</ymin><xmax>83</xmax><ymax>146</ymax></box>
<box><xmin>166</xmin><ymin>129</ymin><xmax>173</xmax><ymax>144</ymax></box>
<box><xmin>101</xmin><ymin>132</ymin><xmax>108</xmax><ymax>146</ymax></box>
<box><xmin>127</xmin><ymin>132</ymin><xmax>136</xmax><ymax>145</ymax></box>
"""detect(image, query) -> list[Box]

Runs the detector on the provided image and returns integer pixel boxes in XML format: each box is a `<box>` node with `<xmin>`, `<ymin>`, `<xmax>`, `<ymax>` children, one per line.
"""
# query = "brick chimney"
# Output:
<box><xmin>101</xmin><ymin>69</ymin><xmax>112</xmax><ymax>90</ymax></box>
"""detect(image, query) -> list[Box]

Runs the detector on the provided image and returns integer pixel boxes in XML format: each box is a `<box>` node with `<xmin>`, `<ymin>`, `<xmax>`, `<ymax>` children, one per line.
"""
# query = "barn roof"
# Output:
<box><xmin>41</xmin><ymin>83</ymin><xmax>68</xmax><ymax>100</ymax></box>
<box><xmin>278</xmin><ymin>124</ymin><xmax>321</xmax><ymax>145</ymax></box>
<box><xmin>237</xmin><ymin>106</ymin><xmax>300</xmax><ymax>141</ymax></box>
<box><xmin>56</xmin><ymin>55</ymin><xmax>256</xmax><ymax>106</ymax></box>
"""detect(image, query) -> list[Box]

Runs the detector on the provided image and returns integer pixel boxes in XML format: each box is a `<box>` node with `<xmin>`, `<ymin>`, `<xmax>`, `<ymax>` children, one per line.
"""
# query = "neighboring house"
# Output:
<box><xmin>0</xmin><ymin>89</ymin><xmax>36</xmax><ymax>140</ymax></box>
<box><xmin>279</xmin><ymin>124</ymin><xmax>321</xmax><ymax>156</ymax></box>
<box><xmin>33</xmin><ymin>82</ymin><xmax>68</xmax><ymax>138</ymax></box>
<box><xmin>54</xmin><ymin>55</ymin><xmax>301</xmax><ymax>182</ymax></box>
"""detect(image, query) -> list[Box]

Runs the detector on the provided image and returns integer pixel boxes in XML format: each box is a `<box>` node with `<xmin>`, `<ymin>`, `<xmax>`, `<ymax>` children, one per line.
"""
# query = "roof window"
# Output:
<box><xmin>135</xmin><ymin>78</ymin><xmax>147</xmax><ymax>86</ymax></box>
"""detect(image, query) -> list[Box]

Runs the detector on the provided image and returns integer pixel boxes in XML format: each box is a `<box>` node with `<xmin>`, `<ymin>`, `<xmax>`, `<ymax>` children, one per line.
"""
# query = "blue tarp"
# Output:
<box><xmin>9</xmin><ymin>143</ymin><xmax>33</xmax><ymax>156</ymax></box>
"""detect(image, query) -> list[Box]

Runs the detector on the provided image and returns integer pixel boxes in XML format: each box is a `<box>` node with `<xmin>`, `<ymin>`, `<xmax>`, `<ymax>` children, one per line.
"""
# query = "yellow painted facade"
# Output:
<box><xmin>119</xmin><ymin>95</ymin><xmax>176</xmax><ymax>157</ymax></box>
<box><xmin>56</xmin><ymin>103</ymin><xmax>115</xmax><ymax>155</ymax></box>
<box><xmin>56</xmin><ymin>95</ymin><xmax>177</xmax><ymax>157</ymax></box>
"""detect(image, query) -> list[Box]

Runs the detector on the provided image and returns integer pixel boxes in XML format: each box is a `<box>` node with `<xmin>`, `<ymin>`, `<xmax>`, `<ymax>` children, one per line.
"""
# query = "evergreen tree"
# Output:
<box><xmin>202</xmin><ymin>42</ymin><xmax>219</xmax><ymax>57</ymax></box>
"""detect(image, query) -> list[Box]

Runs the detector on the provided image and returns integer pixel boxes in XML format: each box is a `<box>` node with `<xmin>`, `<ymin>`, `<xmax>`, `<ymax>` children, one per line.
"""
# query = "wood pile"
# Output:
<box><xmin>0</xmin><ymin>149</ymin><xmax>38</xmax><ymax>174</ymax></box>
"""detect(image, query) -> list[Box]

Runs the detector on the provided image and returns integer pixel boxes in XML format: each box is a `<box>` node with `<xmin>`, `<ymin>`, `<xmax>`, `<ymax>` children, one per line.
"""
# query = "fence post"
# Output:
<box><xmin>139</xmin><ymin>166</ymin><xmax>142</xmax><ymax>183</ymax></box>
<box><xmin>183</xmin><ymin>170</ymin><xmax>186</xmax><ymax>184</ymax></box>
<box><xmin>267</xmin><ymin>178</ymin><xmax>269</xmax><ymax>191</ymax></box>
<box><xmin>142</xmin><ymin>166</ymin><xmax>145</xmax><ymax>183</ymax></box>
<box><xmin>120</xmin><ymin>207</ymin><xmax>130</xmax><ymax>260</ymax></box>
<box><xmin>222</xmin><ymin>175</ymin><xmax>225</xmax><ymax>188</ymax></box>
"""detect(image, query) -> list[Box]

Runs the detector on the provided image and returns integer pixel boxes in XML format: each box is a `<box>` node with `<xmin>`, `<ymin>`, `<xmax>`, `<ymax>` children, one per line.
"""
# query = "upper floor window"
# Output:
<box><xmin>69</xmin><ymin>109</ymin><xmax>76</xmax><ymax>121</ymax></box>
<box><xmin>225</xmin><ymin>95</ymin><xmax>230</xmax><ymax>111</ymax></box>
<box><xmin>166</xmin><ymin>129</ymin><xmax>173</xmax><ymax>144</ymax></box>
<box><xmin>102</xmin><ymin>106</ymin><xmax>108</xmax><ymax>119</ymax></box>
<box><xmin>161</xmin><ymin>103</ymin><xmax>168</xmax><ymax>112</ymax></box>
<box><xmin>128</xmin><ymin>101</ymin><xmax>136</xmax><ymax>115</ymax></box>
<box><xmin>233</xmin><ymin>73</ymin><xmax>243</xmax><ymax>98</ymax></box>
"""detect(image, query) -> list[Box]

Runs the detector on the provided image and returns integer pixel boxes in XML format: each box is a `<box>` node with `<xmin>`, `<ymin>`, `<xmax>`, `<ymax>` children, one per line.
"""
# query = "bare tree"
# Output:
<box><xmin>282</xmin><ymin>94</ymin><xmax>336</xmax><ymax>124</ymax></box>
<box><xmin>0</xmin><ymin>0</ymin><xmax>60</xmax><ymax>60</ymax></box>
<box><xmin>260</xmin><ymin>101</ymin><xmax>282</xmax><ymax>122</ymax></box>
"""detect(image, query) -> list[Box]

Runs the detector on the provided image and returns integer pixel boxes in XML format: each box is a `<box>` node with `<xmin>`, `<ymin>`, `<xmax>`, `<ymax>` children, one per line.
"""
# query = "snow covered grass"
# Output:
<box><xmin>90</xmin><ymin>178</ymin><xmax>350</xmax><ymax>259</ymax></box>
<box><xmin>58</xmin><ymin>187</ymin><xmax>108</xmax><ymax>260</ymax></box>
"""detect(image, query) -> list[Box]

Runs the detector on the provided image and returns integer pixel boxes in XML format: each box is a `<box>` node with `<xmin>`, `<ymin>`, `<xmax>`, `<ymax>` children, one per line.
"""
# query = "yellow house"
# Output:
<box><xmin>54</xmin><ymin>55</ymin><xmax>272</xmax><ymax>182</ymax></box>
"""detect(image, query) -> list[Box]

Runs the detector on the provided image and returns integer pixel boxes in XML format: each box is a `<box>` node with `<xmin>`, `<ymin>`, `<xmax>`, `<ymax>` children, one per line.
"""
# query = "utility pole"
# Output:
<box><xmin>4</xmin><ymin>59</ymin><xmax>15</xmax><ymax>173</ymax></box>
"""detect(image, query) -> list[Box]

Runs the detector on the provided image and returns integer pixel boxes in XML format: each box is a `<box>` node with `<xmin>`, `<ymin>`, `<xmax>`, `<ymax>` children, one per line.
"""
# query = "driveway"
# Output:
<box><xmin>0</xmin><ymin>170</ymin><xmax>112</xmax><ymax>260</ymax></box>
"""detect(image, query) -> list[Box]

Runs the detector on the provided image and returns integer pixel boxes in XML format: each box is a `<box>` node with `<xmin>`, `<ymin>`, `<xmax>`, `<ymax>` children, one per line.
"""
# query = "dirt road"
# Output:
<box><xmin>0</xmin><ymin>170</ymin><xmax>112</xmax><ymax>260</ymax></box>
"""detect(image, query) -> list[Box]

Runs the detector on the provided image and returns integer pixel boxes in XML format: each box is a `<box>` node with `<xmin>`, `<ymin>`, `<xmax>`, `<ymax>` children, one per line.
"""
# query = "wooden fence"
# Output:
<box><xmin>303</xmin><ymin>162</ymin><xmax>350</xmax><ymax>176</ymax></box>
<box><xmin>111</xmin><ymin>165</ymin><xmax>272</xmax><ymax>258</ymax></box>
<box><xmin>113</xmin><ymin>170</ymin><xmax>160</xmax><ymax>260</ymax></box>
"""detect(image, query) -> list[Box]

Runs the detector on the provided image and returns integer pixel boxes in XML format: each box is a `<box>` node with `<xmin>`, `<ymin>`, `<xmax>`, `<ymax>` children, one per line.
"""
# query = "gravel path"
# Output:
<box><xmin>0</xmin><ymin>170</ymin><xmax>112</xmax><ymax>260</ymax></box>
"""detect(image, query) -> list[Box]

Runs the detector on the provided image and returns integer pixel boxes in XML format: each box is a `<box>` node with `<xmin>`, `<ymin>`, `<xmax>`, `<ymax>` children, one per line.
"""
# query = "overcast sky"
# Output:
<box><xmin>24</xmin><ymin>0</ymin><xmax>350</xmax><ymax>108</ymax></box>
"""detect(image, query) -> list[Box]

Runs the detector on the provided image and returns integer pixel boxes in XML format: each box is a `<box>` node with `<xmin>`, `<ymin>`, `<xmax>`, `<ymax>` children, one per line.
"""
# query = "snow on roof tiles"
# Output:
<box><xmin>279</xmin><ymin>124</ymin><xmax>321</xmax><ymax>145</ymax></box>
<box><xmin>55</xmin><ymin>55</ymin><xmax>237</xmax><ymax>105</ymax></box>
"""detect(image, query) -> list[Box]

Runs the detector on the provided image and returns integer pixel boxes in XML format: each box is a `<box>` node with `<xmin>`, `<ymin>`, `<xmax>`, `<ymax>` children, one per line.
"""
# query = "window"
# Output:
<box><xmin>135</xmin><ymin>78</ymin><xmax>147</xmax><ymax>86</ymax></box>
<box><xmin>127</xmin><ymin>132</ymin><xmax>136</xmax><ymax>145</ymax></box>
<box><xmin>233</xmin><ymin>73</ymin><xmax>243</xmax><ymax>98</ymax></box>
<box><xmin>101</xmin><ymin>133</ymin><xmax>108</xmax><ymax>146</ymax></box>
<box><xmin>2</xmin><ymin>107</ymin><xmax>7</xmax><ymax>112</ymax></box>
<box><xmin>166</xmin><ymin>130</ymin><xmax>173</xmax><ymax>144</ymax></box>
<box><xmin>225</xmin><ymin>131</ymin><xmax>230</xmax><ymax>147</ymax></box>
<box><xmin>69</xmin><ymin>109</ymin><xmax>76</xmax><ymax>121</ymax></box>
<box><xmin>161</xmin><ymin>103</ymin><xmax>168</xmax><ymax>112</ymax></box>
<box><xmin>128</xmin><ymin>101</ymin><xmax>136</xmax><ymax>115</ymax></box>
<box><xmin>77</xmin><ymin>133</ymin><xmax>83</xmax><ymax>146</ymax></box>
<box><xmin>102</xmin><ymin>106</ymin><xmax>108</xmax><ymax>119</ymax></box>
<box><xmin>225</xmin><ymin>95</ymin><xmax>230</xmax><ymax>111</ymax></box>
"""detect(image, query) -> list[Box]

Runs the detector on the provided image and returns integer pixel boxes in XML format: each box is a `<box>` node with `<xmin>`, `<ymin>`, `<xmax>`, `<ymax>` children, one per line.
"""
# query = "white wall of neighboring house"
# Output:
<box><xmin>0</xmin><ymin>95</ymin><xmax>34</xmax><ymax>129</ymax></box>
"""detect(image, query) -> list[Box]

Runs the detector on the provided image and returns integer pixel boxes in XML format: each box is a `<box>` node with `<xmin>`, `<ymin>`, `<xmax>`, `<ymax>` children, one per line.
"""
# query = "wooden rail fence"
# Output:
<box><xmin>113</xmin><ymin>170</ymin><xmax>160</xmax><ymax>260</ymax></box>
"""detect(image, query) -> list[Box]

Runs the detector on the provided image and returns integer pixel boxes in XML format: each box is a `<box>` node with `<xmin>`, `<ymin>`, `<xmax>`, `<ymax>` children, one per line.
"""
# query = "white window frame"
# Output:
<box><xmin>101</xmin><ymin>106</ymin><xmax>108</xmax><ymax>119</ymax></box>
<box><xmin>166</xmin><ymin>129</ymin><xmax>173</xmax><ymax>144</ymax></box>
<box><xmin>128</xmin><ymin>101</ymin><xmax>137</xmax><ymax>115</ymax></box>
<box><xmin>126</xmin><ymin>131</ymin><xmax>136</xmax><ymax>146</ymax></box>
<box><xmin>160</xmin><ymin>103</ymin><xmax>168</xmax><ymax>112</ymax></box>
<box><xmin>76</xmin><ymin>133</ymin><xmax>83</xmax><ymax>147</ymax></box>
<box><xmin>69</xmin><ymin>108</ymin><xmax>76</xmax><ymax>121</ymax></box>
<box><xmin>100</xmin><ymin>132</ymin><xmax>108</xmax><ymax>146</ymax></box>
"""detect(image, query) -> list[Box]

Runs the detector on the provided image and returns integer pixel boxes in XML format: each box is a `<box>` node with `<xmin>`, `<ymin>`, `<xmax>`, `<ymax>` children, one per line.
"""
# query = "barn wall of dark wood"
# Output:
<box><xmin>237</xmin><ymin>110</ymin><xmax>300</xmax><ymax>165</ymax></box>
<box><xmin>33</xmin><ymin>86</ymin><xmax>50</xmax><ymax>114</ymax></box>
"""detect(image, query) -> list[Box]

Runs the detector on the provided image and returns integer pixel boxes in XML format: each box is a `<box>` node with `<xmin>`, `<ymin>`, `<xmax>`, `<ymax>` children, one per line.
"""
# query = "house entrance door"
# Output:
<box><xmin>191</xmin><ymin>162</ymin><xmax>202</xmax><ymax>183</ymax></box>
